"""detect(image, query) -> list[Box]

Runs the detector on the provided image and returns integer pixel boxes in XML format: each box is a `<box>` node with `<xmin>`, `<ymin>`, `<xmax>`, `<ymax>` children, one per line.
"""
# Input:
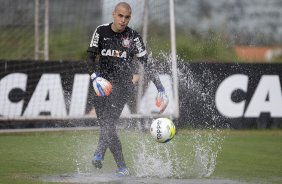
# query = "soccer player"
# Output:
<box><xmin>86</xmin><ymin>2</ymin><xmax>168</xmax><ymax>177</ymax></box>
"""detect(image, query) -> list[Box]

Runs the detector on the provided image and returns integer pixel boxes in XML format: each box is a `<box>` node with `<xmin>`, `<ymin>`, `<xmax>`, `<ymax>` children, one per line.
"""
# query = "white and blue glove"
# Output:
<box><xmin>155</xmin><ymin>89</ymin><xmax>169</xmax><ymax>113</ymax></box>
<box><xmin>91</xmin><ymin>72</ymin><xmax>112</xmax><ymax>96</ymax></box>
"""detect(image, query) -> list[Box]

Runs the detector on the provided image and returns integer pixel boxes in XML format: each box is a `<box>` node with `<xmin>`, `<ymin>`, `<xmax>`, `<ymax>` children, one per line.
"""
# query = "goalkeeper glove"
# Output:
<box><xmin>155</xmin><ymin>89</ymin><xmax>169</xmax><ymax>113</ymax></box>
<box><xmin>90</xmin><ymin>72</ymin><xmax>112</xmax><ymax>96</ymax></box>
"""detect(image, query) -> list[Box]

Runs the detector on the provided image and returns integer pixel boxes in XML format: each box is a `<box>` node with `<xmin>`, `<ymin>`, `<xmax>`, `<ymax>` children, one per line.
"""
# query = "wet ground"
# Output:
<box><xmin>41</xmin><ymin>172</ymin><xmax>252</xmax><ymax>184</ymax></box>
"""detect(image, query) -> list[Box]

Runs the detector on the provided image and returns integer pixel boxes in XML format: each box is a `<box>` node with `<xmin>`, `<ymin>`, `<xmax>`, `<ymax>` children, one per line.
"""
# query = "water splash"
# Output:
<box><xmin>129</xmin><ymin>53</ymin><xmax>228</xmax><ymax>178</ymax></box>
<box><xmin>178</xmin><ymin>59</ymin><xmax>227</xmax><ymax>177</ymax></box>
<box><xmin>70</xmin><ymin>52</ymin><xmax>229</xmax><ymax>179</ymax></box>
<box><xmin>192</xmin><ymin>129</ymin><xmax>225</xmax><ymax>177</ymax></box>
<box><xmin>129</xmin><ymin>128</ymin><xmax>225</xmax><ymax>179</ymax></box>
<box><xmin>131</xmin><ymin>134</ymin><xmax>183</xmax><ymax>178</ymax></box>
<box><xmin>71</xmin><ymin>131</ymin><xmax>96</xmax><ymax>174</ymax></box>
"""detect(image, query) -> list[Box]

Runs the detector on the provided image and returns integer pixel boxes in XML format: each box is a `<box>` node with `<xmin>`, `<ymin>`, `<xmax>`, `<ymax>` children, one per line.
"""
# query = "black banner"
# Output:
<box><xmin>178</xmin><ymin>62</ymin><xmax>282</xmax><ymax>129</ymax></box>
<box><xmin>1</xmin><ymin>60</ymin><xmax>282</xmax><ymax>129</ymax></box>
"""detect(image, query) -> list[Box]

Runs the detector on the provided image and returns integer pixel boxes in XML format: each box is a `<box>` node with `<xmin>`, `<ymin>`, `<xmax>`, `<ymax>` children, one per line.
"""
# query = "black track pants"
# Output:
<box><xmin>93</xmin><ymin>81</ymin><xmax>134</xmax><ymax>168</ymax></box>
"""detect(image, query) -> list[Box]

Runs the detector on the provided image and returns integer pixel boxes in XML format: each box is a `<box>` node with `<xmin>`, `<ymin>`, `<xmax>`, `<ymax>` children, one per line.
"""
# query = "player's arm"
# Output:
<box><xmin>86</xmin><ymin>26</ymin><xmax>111</xmax><ymax>96</ymax></box>
<box><xmin>133</xmin><ymin>36</ymin><xmax>164</xmax><ymax>91</ymax></box>
<box><xmin>139</xmin><ymin>53</ymin><xmax>168</xmax><ymax>113</ymax></box>
<box><xmin>140</xmin><ymin>54</ymin><xmax>164</xmax><ymax>91</ymax></box>
<box><xmin>86</xmin><ymin>26</ymin><xmax>100</xmax><ymax>75</ymax></box>
<box><xmin>86</xmin><ymin>48</ymin><xmax>98</xmax><ymax>74</ymax></box>
<box><xmin>134</xmin><ymin>35</ymin><xmax>168</xmax><ymax>113</ymax></box>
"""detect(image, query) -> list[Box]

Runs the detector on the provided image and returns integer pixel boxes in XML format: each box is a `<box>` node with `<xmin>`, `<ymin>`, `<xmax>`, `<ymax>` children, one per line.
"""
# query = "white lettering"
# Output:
<box><xmin>215</xmin><ymin>74</ymin><xmax>248</xmax><ymax>118</ymax></box>
<box><xmin>69</xmin><ymin>74</ymin><xmax>89</xmax><ymax>117</ymax></box>
<box><xmin>90</xmin><ymin>32</ymin><xmax>99</xmax><ymax>47</ymax></box>
<box><xmin>134</xmin><ymin>37</ymin><xmax>144</xmax><ymax>53</ymax></box>
<box><xmin>245</xmin><ymin>75</ymin><xmax>282</xmax><ymax>117</ymax></box>
<box><xmin>106</xmin><ymin>49</ymin><xmax>111</xmax><ymax>56</ymax></box>
<box><xmin>216</xmin><ymin>74</ymin><xmax>282</xmax><ymax>118</ymax></box>
<box><xmin>0</xmin><ymin>73</ymin><xmax>91</xmax><ymax>119</ymax></box>
<box><xmin>101</xmin><ymin>49</ymin><xmax>127</xmax><ymax>58</ymax></box>
<box><xmin>0</xmin><ymin>73</ymin><xmax>27</xmax><ymax>116</ymax></box>
<box><xmin>23</xmin><ymin>74</ymin><xmax>67</xmax><ymax>117</ymax></box>
<box><xmin>120</xmin><ymin>51</ymin><xmax>127</xmax><ymax>58</ymax></box>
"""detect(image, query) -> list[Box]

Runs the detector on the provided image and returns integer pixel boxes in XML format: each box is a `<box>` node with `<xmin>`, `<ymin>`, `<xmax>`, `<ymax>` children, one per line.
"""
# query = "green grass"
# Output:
<box><xmin>0</xmin><ymin>129</ymin><xmax>281</xmax><ymax>184</ymax></box>
<box><xmin>214</xmin><ymin>130</ymin><xmax>282</xmax><ymax>183</ymax></box>
<box><xmin>0</xmin><ymin>132</ymin><xmax>78</xmax><ymax>183</ymax></box>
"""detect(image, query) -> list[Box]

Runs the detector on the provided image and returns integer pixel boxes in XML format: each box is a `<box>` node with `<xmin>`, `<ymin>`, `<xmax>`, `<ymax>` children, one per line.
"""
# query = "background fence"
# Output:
<box><xmin>0</xmin><ymin>0</ymin><xmax>102</xmax><ymax>61</ymax></box>
<box><xmin>0</xmin><ymin>0</ymin><xmax>282</xmax><ymax>62</ymax></box>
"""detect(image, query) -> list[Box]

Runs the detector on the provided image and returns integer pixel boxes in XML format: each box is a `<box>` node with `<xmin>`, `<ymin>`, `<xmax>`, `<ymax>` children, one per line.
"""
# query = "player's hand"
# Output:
<box><xmin>155</xmin><ymin>90</ymin><xmax>169</xmax><ymax>113</ymax></box>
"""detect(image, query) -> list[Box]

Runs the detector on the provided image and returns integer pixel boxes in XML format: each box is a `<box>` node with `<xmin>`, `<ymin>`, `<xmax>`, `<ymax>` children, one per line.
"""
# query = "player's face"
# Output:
<box><xmin>112</xmin><ymin>6</ymin><xmax>131</xmax><ymax>32</ymax></box>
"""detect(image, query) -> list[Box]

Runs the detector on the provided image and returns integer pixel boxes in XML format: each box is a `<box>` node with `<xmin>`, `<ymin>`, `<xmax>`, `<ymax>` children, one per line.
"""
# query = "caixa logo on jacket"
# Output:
<box><xmin>215</xmin><ymin>74</ymin><xmax>282</xmax><ymax>118</ymax></box>
<box><xmin>101</xmin><ymin>49</ymin><xmax>127</xmax><ymax>58</ymax></box>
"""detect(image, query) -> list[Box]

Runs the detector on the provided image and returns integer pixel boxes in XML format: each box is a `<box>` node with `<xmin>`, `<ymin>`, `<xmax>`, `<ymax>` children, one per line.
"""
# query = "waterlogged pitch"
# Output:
<box><xmin>0</xmin><ymin>129</ymin><xmax>281</xmax><ymax>184</ymax></box>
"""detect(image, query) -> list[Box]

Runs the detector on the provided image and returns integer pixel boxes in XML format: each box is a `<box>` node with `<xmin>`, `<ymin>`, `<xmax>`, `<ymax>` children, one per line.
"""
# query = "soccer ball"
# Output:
<box><xmin>93</xmin><ymin>77</ymin><xmax>112</xmax><ymax>96</ymax></box>
<box><xmin>150</xmin><ymin>118</ymin><xmax>176</xmax><ymax>143</ymax></box>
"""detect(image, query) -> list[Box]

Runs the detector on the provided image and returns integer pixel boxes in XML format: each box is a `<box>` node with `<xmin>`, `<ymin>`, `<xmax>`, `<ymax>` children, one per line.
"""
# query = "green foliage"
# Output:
<box><xmin>272</xmin><ymin>54</ymin><xmax>282</xmax><ymax>63</ymax></box>
<box><xmin>1</xmin><ymin>27</ymin><xmax>280</xmax><ymax>63</ymax></box>
<box><xmin>0</xmin><ymin>27</ymin><xmax>89</xmax><ymax>61</ymax></box>
<box><xmin>147</xmin><ymin>29</ymin><xmax>239</xmax><ymax>62</ymax></box>
<box><xmin>0</xmin><ymin>27</ymin><xmax>35</xmax><ymax>60</ymax></box>
<box><xmin>176</xmin><ymin>33</ymin><xmax>238</xmax><ymax>62</ymax></box>
<box><xmin>49</xmin><ymin>28</ymin><xmax>89</xmax><ymax>61</ymax></box>
<box><xmin>1</xmin><ymin>26</ymin><xmax>239</xmax><ymax>62</ymax></box>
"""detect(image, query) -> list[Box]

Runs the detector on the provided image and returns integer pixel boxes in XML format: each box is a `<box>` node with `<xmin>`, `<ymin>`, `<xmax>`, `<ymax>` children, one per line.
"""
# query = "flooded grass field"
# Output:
<box><xmin>0</xmin><ymin>128</ymin><xmax>281</xmax><ymax>184</ymax></box>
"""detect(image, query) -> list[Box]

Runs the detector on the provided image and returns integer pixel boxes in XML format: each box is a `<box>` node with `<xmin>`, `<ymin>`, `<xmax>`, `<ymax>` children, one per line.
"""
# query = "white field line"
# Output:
<box><xmin>0</xmin><ymin>126</ymin><xmax>99</xmax><ymax>134</ymax></box>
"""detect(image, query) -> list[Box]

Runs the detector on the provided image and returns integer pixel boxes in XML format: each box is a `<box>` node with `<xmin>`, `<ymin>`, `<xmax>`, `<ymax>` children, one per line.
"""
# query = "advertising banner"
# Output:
<box><xmin>1</xmin><ymin>60</ymin><xmax>281</xmax><ymax>128</ymax></box>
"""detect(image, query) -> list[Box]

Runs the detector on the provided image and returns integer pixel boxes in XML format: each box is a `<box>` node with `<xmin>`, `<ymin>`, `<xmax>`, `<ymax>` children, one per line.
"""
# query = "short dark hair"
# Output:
<box><xmin>114</xmin><ymin>2</ymin><xmax>132</xmax><ymax>13</ymax></box>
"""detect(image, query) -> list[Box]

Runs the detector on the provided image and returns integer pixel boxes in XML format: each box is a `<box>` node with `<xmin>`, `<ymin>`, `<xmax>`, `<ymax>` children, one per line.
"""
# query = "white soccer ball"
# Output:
<box><xmin>93</xmin><ymin>77</ymin><xmax>112</xmax><ymax>96</ymax></box>
<box><xmin>150</xmin><ymin>118</ymin><xmax>176</xmax><ymax>143</ymax></box>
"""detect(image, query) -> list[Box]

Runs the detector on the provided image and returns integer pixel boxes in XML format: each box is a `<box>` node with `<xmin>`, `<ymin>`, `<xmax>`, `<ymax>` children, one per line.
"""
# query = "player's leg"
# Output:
<box><xmin>92</xmin><ymin>122</ymin><xmax>108</xmax><ymax>169</ymax></box>
<box><xmin>106</xmin><ymin>125</ymin><xmax>130</xmax><ymax>177</ymax></box>
<box><xmin>92</xmin><ymin>97</ymin><xmax>108</xmax><ymax>169</ymax></box>
<box><xmin>104</xmin><ymin>82</ymin><xmax>133</xmax><ymax>175</ymax></box>
<box><xmin>103</xmin><ymin>118</ymin><xmax>126</xmax><ymax>168</ymax></box>
<box><xmin>92</xmin><ymin>81</ymin><xmax>133</xmax><ymax>175</ymax></box>
<box><xmin>91</xmin><ymin>99</ymin><xmax>128</xmax><ymax>172</ymax></box>
<box><xmin>93</xmin><ymin>113</ymin><xmax>124</xmax><ymax>169</ymax></box>
<box><xmin>91</xmin><ymin>84</ymin><xmax>127</xmax><ymax>169</ymax></box>
<box><xmin>93</xmin><ymin>116</ymin><xmax>125</xmax><ymax>170</ymax></box>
